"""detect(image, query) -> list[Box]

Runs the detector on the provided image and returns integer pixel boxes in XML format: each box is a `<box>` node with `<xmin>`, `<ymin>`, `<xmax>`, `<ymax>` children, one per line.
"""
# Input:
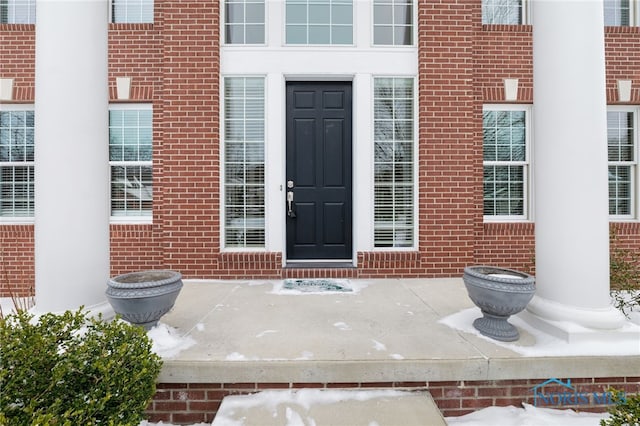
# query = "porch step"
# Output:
<box><xmin>211</xmin><ymin>389</ymin><xmax>446</xmax><ymax>426</ymax></box>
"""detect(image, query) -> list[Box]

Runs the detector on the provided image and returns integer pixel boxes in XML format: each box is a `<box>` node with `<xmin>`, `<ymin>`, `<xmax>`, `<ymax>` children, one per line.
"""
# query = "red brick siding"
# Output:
<box><xmin>2</xmin><ymin>1</ymin><xmax>640</xmax><ymax>295</ymax></box>
<box><xmin>146</xmin><ymin>377</ymin><xmax>640</xmax><ymax>424</ymax></box>
<box><xmin>417</xmin><ymin>0</ymin><xmax>479</xmax><ymax>276</ymax></box>
<box><xmin>158</xmin><ymin>1</ymin><xmax>220</xmax><ymax>277</ymax></box>
<box><xmin>0</xmin><ymin>24</ymin><xmax>35</xmax><ymax>102</ymax></box>
<box><xmin>605</xmin><ymin>27</ymin><xmax>640</xmax><ymax>104</ymax></box>
<box><xmin>0</xmin><ymin>226</ymin><xmax>34</xmax><ymax>297</ymax></box>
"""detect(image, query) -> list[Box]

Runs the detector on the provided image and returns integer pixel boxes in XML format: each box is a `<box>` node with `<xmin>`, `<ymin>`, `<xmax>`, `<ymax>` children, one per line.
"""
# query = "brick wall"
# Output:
<box><xmin>1</xmin><ymin>1</ymin><xmax>640</xmax><ymax>296</ymax></box>
<box><xmin>146</xmin><ymin>377</ymin><xmax>640</xmax><ymax>424</ymax></box>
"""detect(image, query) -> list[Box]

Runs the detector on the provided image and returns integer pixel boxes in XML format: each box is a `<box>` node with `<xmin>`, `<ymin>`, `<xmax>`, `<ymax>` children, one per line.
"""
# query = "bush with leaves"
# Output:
<box><xmin>610</xmin><ymin>229</ymin><xmax>640</xmax><ymax>317</ymax></box>
<box><xmin>601</xmin><ymin>388</ymin><xmax>640</xmax><ymax>426</ymax></box>
<box><xmin>0</xmin><ymin>309</ymin><xmax>162</xmax><ymax>425</ymax></box>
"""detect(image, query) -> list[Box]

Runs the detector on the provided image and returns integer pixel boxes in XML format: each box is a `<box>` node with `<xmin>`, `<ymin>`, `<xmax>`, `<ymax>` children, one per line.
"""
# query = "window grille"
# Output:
<box><xmin>0</xmin><ymin>0</ymin><xmax>35</xmax><ymax>24</ymax></box>
<box><xmin>224</xmin><ymin>77</ymin><xmax>265</xmax><ymax>248</ymax></box>
<box><xmin>373</xmin><ymin>77</ymin><xmax>414</xmax><ymax>248</ymax></box>
<box><xmin>607</xmin><ymin>110</ymin><xmax>636</xmax><ymax>218</ymax></box>
<box><xmin>0</xmin><ymin>108</ymin><xmax>34</xmax><ymax>218</ymax></box>
<box><xmin>225</xmin><ymin>0</ymin><xmax>265</xmax><ymax>44</ymax></box>
<box><xmin>483</xmin><ymin>108</ymin><xmax>529</xmax><ymax>219</ymax></box>
<box><xmin>109</xmin><ymin>106</ymin><xmax>153</xmax><ymax>219</ymax></box>
<box><xmin>285</xmin><ymin>0</ymin><xmax>353</xmax><ymax>45</ymax></box>
<box><xmin>373</xmin><ymin>0</ymin><xmax>413</xmax><ymax>45</ymax></box>
<box><xmin>111</xmin><ymin>0</ymin><xmax>153</xmax><ymax>23</ymax></box>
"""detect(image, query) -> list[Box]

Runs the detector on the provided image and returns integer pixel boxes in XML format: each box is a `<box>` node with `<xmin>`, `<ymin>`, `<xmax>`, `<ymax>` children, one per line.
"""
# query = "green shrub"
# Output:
<box><xmin>601</xmin><ymin>389</ymin><xmax>640</xmax><ymax>426</ymax></box>
<box><xmin>0</xmin><ymin>309</ymin><xmax>162</xmax><ymax>425</ymax></box>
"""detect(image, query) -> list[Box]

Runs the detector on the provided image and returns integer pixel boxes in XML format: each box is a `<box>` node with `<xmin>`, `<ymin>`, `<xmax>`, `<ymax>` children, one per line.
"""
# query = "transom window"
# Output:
<box><xmin>373</xmin><ymin>0</ymin><xmax>413</xmax><ymax>46</ymax></box>
<box><xmin>604</xmin><ymin>0</ymin><xmax>634</xmax><ymax>26</ymax></box>
<box><xmin>482</xmin><ymin>0</ymin><xmax>523</xmax><ymax>25</ymax></box>
<box><xmin>0</xmin><ymin>107</ymin><xmax>34</xmax><ymax>219</ymax></box>
<box><xmin>285</xmin><ymin>0</ymin><xmax>353</xmax><ymax>45</ymax></box>
<box><xmin>373</xmin><ymin>77</ymin><xmax>414</xmax><ymax>248</ymax></box>
<box><xmin>607</xmin><ymin>109</ymin><xmax>637</xmax><ymax>218</ymax></box>
<box><xmin>111</xmin><ymin>0</ymin><xmax>153</xmax><ymax>23</ymax></box>
<box><xmin>225</xmin><ymin>0</ymin><xmax>265</xmax><ymax>44</ymax></box>
<box><xmin>109</xmin><ymin>105</ymin><xmax>153</xmax><ymax>219</ymax></box>
<box><xmin>483</xmin><ymin>106</ymin><xmax>530</xmax><ymax>220</ymax></box>
<box><xmin>223</xmin><ymin>77</ymin><xmax>265</xmax><ymax>248</ymax></box>
<box><xmin>0</xmin><ymin>0</ymin><xmax>35</xmax><ymax>24</ymax></box>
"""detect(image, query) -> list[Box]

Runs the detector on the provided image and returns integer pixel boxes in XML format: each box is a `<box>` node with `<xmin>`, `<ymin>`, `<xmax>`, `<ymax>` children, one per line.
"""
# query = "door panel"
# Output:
<box><xmin>286</xmin><ymin>82</ymin><xmax>352</xmax><ymax>260</ymax></box>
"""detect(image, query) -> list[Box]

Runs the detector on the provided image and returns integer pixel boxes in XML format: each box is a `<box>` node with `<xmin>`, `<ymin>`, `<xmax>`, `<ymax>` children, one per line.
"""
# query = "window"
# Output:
<box><xmin>0</xmin><ymin>0</ymin><xmax>35</xmax><ymax>24</ymax></box>
<box><xmin>604</xmin><ymin>0</ymin><xmax>631</xmax><ymax>26</ymax></box>
<box><xmin>373</xmin><ymin>78</ymin><xmax>414</xmax><ymax>248</ymax></box>
<box><xmin>109</xmin><ymin>105</ymin><xmax>152</xmax><ymax>219</ymax></box>
<box><xmin>483</xmin><ymin>106</ymin><xmax>530</xmax><ymax>220</ymax></box>
<box><xmin>111</xmin><ymin>0</ymin><xmax>153</xmax><ymax>23</ymax></box>
<box><xmin>285</xmin><ymin>0</ymin><xmax>353</xmax><ymax>45</ymax></box>
<box><xmin>225</xmin><ymin>0</ymin><xmax>265</xmax><ymax>44</ymax></box>
<box><xmin>373</xmin><ymin>0</ymin><xmax>413</xmax><ymax>46</ymax></box>
<box><xmin>482</xmin><ymin>0</ymin><xmax>523</xmax><ymax>25</ymax></box>
<box><xmin>224</xmin><ymin>77</ymin><xmax>265</xmax><ymax>248</ymax></box>
<box><xmin>607</xmin><ymin>109</ymin><xmax>637</xmax><ymax>218</ymax></box>
<box><xmin>0</xmin><ymin>107</ymin><xmax>34</xmax><ymax>219</ymax></box>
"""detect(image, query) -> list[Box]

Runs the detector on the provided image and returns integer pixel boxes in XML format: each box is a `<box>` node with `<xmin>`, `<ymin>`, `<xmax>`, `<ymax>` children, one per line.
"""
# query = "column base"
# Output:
<box><xmin>521</xmin><ymin>295</ymin><xmax>640</xmax><ymax>343</ymax></box>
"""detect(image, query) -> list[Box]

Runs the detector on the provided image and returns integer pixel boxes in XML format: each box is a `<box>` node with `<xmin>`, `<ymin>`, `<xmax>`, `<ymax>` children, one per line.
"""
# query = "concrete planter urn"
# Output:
<box><xmin>462</xmin><ymin>265</ymin><xmax>535</xmax><ymax>342</ymax></box>
<box><xmin>106</xmin><ymin>270</ymin><xmax>183</xmax><ymax>330</ymax></box>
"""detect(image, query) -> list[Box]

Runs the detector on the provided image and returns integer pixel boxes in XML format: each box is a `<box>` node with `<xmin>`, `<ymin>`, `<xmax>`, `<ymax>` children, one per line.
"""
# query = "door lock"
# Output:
<box><xmin>287</xmin><ymin>180</ymin><xmax>294</xmax><ymax>189</ymax></box>
<box><xmin>287</xmin><ymin>191</ymin><xmax>296</xmax><ymax>218</ymax></box>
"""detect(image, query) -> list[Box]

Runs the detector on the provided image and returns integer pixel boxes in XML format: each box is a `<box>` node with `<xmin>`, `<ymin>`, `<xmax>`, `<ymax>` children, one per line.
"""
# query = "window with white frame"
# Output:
<box><xmin>373</xmin><ymin>77</ymin><xmax>414</xmax><ymax>248</ymax></box>
<box><xmin>0</xmin><ymin>0</ymin><xmax>35</xmax><ymax>24</ymax></box>
<box><xmin>483</xmin><ymin>106</ymin><xmax>530</xmax><ymax>220</ymax></box>
<box><xmin>111</xmin><ymin>0</ymin><xmax>153</xmax><ymax>23</ymax></box>
<box><xmin>225</xmin><ymin>0</ymin><xmax>265</xmax><ymax>44</ymax></box>
<box><xmin>604</xmin><ymin>0</ymin><xmax>634</xmax><ymax>26</ymax></box>
<box><xmin>607</xmin><ymin>108</ymin><xmax>637</xmax><ymax>218</ymax></box>
<box><xmin>224</xmin><ymin>77</ymin><xmax>265</xmax><ymax>248</ymax></box>
<box><xmin>0</xmin><ymin>107</ymin><xmax>34</xmax><ymax>219</ymax></box>
<box><xmin>482</xmin><ymin>0</ymin><xmax>524</xmax><ymax>25</ymax></box>
<box><xmin>285</xmin><ymin>0</ymin><xmax>353</xmax><ymax>45</ymax></box>
<box><xmin>109</xmin><ymin>105</ymin><xmax>152</xmax><ymax>219</ymax></box>
<box><xmin>373</xmin><ymin>0</ymin><xmax>413</xmax><ymax>46</ymax></box>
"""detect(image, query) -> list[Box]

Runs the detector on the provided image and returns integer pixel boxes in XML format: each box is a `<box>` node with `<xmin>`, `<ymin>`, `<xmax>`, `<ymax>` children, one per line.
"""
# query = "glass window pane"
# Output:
<box><xmin>373</xmin><ymin>78</ymin><xmax>414</xmax><ymax>247</ymax></box>
<box><xmin>109</xmin><ymin>107</ymin><xmax>153</xmax><ymax>217</ymax></box>
<box><xmin>482</xmin><ymin>108</ymin><xmax>528</xmax><ymax>218</ymax></box>
<box><xmin>224</xmin><ymin>77</ymin><xmax>266</xmax><ymax>248</ymax></box>
<box><xmin>309</xmin><ymin>25</ymin><xmax>331</xmax><ymax>44</ymax></box>
<box><xmin>112</xmin><ymin>0</ymin><xmax>154</xmax><ymax>24</ymax></box>
<box><xmin>373</xmin><ymin>0</ymin><xmax>413</xmax><ymax>45</ymax></box>
<box><xmin>226</xmin><ymin>0</ymin><xmax>265</xmax><ymax>44</ymax></box>
<box><xmin>0</xmin><ymin>109</ymin><xmax>35</xmax><ymax>218</ymax></box>
<box><xmin>285</xmin><ymin>0</ymin><xmax>353</xmax><ymax>45</ymax></box>
<box><xmin>604</xmin><ymin>0</ymin><xmax>630</xmax><ymax>26</ymax></box>
<box><xmin>482</xmin><ymin>0</ymin><xmax>522</xmax><ymax>25</ymax></box>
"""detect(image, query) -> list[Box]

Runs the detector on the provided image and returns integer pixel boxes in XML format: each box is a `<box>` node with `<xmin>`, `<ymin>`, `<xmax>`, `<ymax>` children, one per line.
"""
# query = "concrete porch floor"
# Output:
<box><xmin>158</xmin><ymin>278</ymin><xmax>640</xmax><ymax>385</ymax></box>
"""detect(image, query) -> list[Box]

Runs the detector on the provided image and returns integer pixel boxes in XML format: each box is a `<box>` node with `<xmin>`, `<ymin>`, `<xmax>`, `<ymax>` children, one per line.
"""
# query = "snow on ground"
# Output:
<box><xmin>139</xmin><ymin>396</ymin><xmax>610</xmax><ymax>426</ymax></box>
<box><xmin>439</xmin><ymin>307</ymin><xmax>640</xmax><ymax>357</ymax></box>
<box><xmin>147</xmin><ymin>322</ymin><xmax>197</xmax><ymax>358</ymax></box>
<box><xmin>445</xmin><ymin>403</ymin><xmax>608</xmax><ymax>426</ymax></box>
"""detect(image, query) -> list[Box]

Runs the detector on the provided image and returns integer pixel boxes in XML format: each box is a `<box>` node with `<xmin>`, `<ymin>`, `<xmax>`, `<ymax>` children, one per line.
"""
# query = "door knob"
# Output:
<box><xmin>287</xmin><ymin>180</ymin><xmax>294</xmax><ymax>189</ymax></box>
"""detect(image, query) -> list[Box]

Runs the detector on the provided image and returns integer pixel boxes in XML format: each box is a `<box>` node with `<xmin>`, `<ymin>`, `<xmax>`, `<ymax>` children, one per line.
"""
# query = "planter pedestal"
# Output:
<box><xmin>463</xmin><ymin>266</ymin><xmax>536</xmax><ymax>342</ymax></box>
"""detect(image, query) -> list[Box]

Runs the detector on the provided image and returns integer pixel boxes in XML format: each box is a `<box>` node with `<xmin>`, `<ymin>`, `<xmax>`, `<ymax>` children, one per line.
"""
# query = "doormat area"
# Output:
<box><xmin>282</xmin><ymin>279</ymin><xmax>353</xmax><ymax>293</ymax></box>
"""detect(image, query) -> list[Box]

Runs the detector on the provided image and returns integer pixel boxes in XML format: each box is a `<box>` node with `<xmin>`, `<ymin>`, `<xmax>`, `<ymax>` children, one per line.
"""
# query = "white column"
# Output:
<box><xmin>525</xmin><ymin>0</ymin><xmax>625</xmax><ymax>336</ymax></box>
<box><xmin>34</xmin><ymin>0</ymin><xmax>111</xmax><ymax>314</ymax></box>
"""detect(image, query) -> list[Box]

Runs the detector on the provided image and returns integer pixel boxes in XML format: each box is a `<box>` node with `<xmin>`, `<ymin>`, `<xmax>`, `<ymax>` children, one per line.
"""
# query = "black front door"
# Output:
<box><xmin>286</xmin><ymin>82</ymin><xmax>353</xmax><ymax>260</ymax></box>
